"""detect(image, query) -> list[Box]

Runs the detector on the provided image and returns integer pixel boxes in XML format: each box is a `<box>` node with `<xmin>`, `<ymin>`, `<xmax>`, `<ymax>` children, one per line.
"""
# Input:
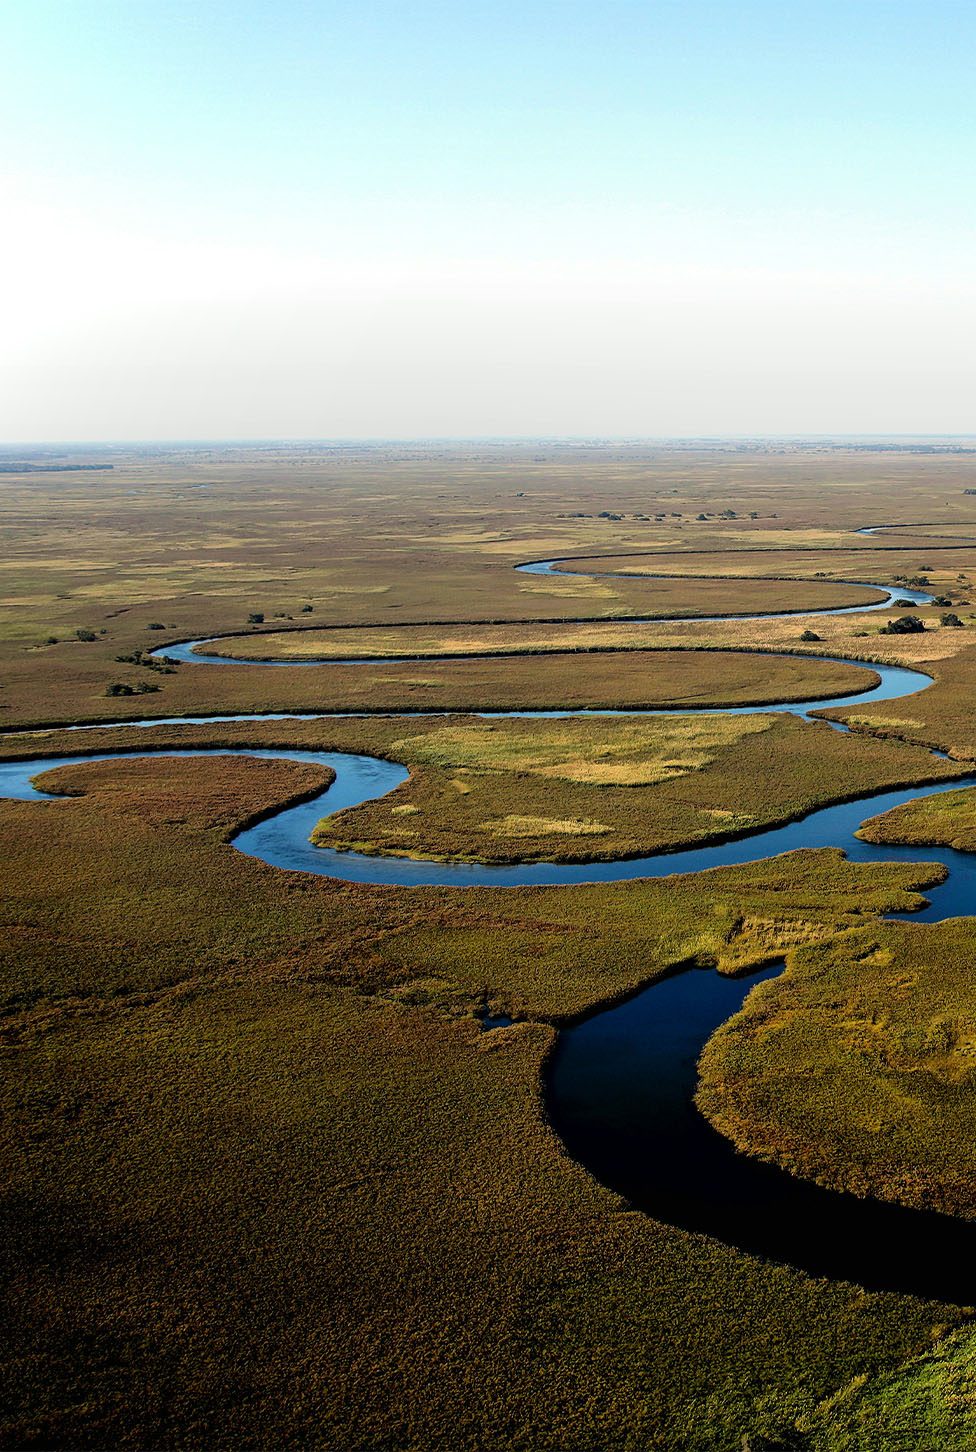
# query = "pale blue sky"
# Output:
<box><xmin>2</xmin><ymin>1</ymin><xmax>974</xmax><ymax>440</ymax></box>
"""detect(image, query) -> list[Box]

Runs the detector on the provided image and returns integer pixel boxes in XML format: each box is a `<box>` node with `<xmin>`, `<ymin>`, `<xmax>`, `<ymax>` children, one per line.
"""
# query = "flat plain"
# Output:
<box><xmin>6</xmin><ymin>440</ymin><xmax>976</xmax><ymax>1450</ymax></box>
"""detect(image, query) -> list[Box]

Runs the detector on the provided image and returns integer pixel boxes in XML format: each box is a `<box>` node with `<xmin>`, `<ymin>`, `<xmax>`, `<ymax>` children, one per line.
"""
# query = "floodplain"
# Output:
<box><xmin>6</xmin><ymin>441</ymin><xmax>976</xmax><ymax>1450</ymax></box>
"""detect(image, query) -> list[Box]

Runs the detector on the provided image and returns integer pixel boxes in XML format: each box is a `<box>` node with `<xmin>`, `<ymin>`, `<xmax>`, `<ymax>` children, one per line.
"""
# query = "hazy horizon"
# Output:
<box><xmin>7</xmin><ymin>433</ymin><xmax>976</xmax><ymax>452</ymax></box>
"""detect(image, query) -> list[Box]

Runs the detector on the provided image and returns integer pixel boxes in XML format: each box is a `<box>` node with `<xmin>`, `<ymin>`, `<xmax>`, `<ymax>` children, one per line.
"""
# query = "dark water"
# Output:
<box><xmin>10</xmin><ymin>575</ymin><xmax>976</xmax><ymax>1301</ymax></box>
<box><xmin>546</xmin><ymin>962</ymin><xmax>976</xmax><ymax>1304</ymax></box>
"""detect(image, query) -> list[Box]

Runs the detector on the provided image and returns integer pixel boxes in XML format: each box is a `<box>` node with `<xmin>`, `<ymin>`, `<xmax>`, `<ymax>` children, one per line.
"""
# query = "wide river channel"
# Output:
<box><xmin>4</xmin><ymin>569</ymin><xmax>975</xmax><ymax>1304</ymax></box>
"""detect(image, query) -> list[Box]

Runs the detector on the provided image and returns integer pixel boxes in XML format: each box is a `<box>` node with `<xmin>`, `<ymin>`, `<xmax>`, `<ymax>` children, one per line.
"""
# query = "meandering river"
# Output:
<box><xmin>5</xmin><ymin>564</ymin><xmax>974</xmax><ymax>1302</ymax></box>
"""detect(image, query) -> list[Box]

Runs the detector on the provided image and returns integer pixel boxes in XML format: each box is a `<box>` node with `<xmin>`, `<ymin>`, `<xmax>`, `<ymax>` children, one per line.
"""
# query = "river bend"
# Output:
<box><xmin>6</xmin><ymin>559</ymin><xmax>976</xmax><ymax>1302</ymax></box>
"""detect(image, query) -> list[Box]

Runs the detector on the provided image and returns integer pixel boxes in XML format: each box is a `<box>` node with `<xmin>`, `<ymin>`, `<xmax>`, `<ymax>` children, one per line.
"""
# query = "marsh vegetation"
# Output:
<box><xmin>6</xmin><ymin>443</ymin><xmax>976</xmax><ymax>1448</ymax></box>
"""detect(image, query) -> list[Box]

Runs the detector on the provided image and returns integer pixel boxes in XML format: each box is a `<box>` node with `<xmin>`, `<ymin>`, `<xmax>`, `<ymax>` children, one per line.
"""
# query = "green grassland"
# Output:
<box><xmin>857</xmin><ymin>786</ymin><xmax>976</xmax><ymax>851</ymax></box>
<box><xmin>824</xmin><ymin>645</ymin><xmax>976</xmax><ymax>760</ymax></box>
<box><xmin>308</xmin><ymin>710</ymin><xmax>963</xmax><ymax>863</ymax></box>
<box><xmin>7</xmin><ymin>444</ymin><xmax>976</xmax><ymax>1447</ymax></box>
<box><xmin>697</xmin><ymin>919</ymin><xmax>976</xmax><ymax>1220</ymax></box>
<box><xmin>0</xmin><ymin>647</ymin><xmax>886</xmax><ymax>730</ymax></box>
<box><xmin>0</xmin><ymin>751</ymin><xmax>964</xmax><ymax>1450</ymax></box>
<box><xmin>5</xmin><ymin>709</ymin><xmax>961</xmax><ymax>869</ymax></box>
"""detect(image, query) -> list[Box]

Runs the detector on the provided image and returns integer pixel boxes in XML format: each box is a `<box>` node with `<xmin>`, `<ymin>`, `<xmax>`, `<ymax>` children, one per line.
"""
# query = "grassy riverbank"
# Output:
<box><xmin>6</xmin><ymin>444</ymin><xmax>976</xmax><ymax>1447</ymax></box>
<box><xmin>698</xmin><ymin>919</ymin><xmax>976</xmax><ymax>1220</ymax></box>
<box><xmin>857</xmin><ymin>785</ymin><xmax>976</xmax><ymax>851</ymax></box>
<box><xmin>308</xmin><ymin>710</ymin><xmax>963</xmax><ymax>863</ymax></box>
<box><xmin>0</xmin><ymin>751</ymin><xmax>964</xmax><ymax>1449</ymax></box>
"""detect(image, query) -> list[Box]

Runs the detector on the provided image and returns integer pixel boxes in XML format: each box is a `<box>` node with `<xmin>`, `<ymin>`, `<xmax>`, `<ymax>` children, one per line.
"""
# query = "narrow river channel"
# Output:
<box><xmin>5</xmin><ymin>566</ymin><xmax>972</xmax><ymax>1302</ymax></box>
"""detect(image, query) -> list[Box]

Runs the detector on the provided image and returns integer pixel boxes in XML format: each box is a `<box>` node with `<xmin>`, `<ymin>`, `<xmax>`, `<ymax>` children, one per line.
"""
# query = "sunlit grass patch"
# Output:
<box><xmin>858</xmin><ymin>785</ymin><xmax>976</xmax><ymax>851</ymax></box>
<box><xmin>390</xmin><ymin>714</ymin><xmax>772</xmax><ymax>787</ymax></box>
<box><xmin>479</xmin><ymin>814</ymin><xmax>613</xmax><ymax>838</ymax></box>
<box><xmin>845</xmin><ymin>715</ymin><xmax>924</xmax><ymax>730</ymax></box>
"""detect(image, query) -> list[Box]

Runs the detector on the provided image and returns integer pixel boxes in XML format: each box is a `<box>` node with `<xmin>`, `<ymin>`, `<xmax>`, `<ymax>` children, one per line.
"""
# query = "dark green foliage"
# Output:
<box><xmin>75</xmin><ymin>628</ymin><xmax>97</xmax><ymax>642</ymax></box>
<box><xmin>880</xmin><ymin>615</ymin><xmax>926</xmax><ymax>635</ymax></box>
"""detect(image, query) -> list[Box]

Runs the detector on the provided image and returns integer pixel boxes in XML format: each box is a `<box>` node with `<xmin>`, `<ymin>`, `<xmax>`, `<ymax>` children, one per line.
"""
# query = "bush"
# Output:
<box><xmin>146</xmin><ymin>622</ymin><xmax>165</xmax><ymax>630</ymax></box>
<box><xmin>800</xmin><ymin>629</ymin><xmax>821</xmax><ymax>642</ymax></box>
<box><xmin>941</xmin><ymin>613</ymin><xmax>964</xmax><ymax>628</ymax></box>
<box><xmin>880</xmin><ymin>615</ymin><xmax>926</xmax><ymax>635</ymax></box>
<box><xmin>301</xmin><ymin>604</ymin><xmax>314</xmax><ymax>612</ymax></box>
<box><xmin>75</xmin><ymin>628</ymin><xmax>97</xmax><ymax>642</ymax></box>
<box><xmin>248</xmin><ymin>613</ymin><xmax>264</xmax><ymax>624</ymax></box>
<box><xmin>105</xmin><ymin>682</ymin><xmax>135</xmax><ymax>697</ymax></box>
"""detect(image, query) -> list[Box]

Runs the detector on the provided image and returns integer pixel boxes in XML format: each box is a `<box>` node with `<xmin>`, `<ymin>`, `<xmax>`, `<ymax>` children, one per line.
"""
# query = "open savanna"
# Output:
<box><xmin>3</xmin><ymin>441</ymin><xmax>976</xmax><ymax>728</ymax></box>
<box><xmin>0</xmin><ymin>748</ymin><xmax>965</xmax><ymax>1450</ymax></box>
<box><xmin>547</xmin><ymin>545</ymin><xmax>976</xmax><ymax>588</ymax></box>
<box><xmin>698</xmin><ymin>918</ymin><xmax>976</xmax><ymax>1224</ymax></box>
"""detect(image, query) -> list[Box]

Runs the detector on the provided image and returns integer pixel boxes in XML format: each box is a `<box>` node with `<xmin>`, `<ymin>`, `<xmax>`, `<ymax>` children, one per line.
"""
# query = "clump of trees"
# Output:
<box><xmin>941</xmin><ymin>613</ymin><xmax>964</xmax><ymax>628</ymax></box>
<box><xmin>248</xmin><ymin>612</ymin><xmax>264</xmax><ymax>624</ymax></box>
<box><xmin>880</xmin><ymin>615</ymin><xmax>927</xmax><ymax>635</ymax></box>
<box><xmin>114</xmin><ymin>649</ymin><xmax>177</xmax><ymax>675</ymax></box>
<box><xmin>75</xmin><ymin>628</ymin><xmax>97</xmax><ymax>642</ymax></box>
<box><xmin>800</xmin><ymin>629</ymin><xmax>822</xmax><ymax>642</ymax></box>
<box><xmin>104</xmin><ymin>682</ymin><xmax>160</xmax><ymax>697</ymax></box>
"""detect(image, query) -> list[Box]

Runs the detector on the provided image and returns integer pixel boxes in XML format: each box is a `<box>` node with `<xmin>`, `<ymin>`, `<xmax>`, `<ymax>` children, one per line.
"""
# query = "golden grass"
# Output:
<box><xmin>389</xmin><ymin>714</ymin><xmax>772</xmax><ymax>787</ymax></box>
<box><xmin>478</xmin><ymin>813</ymin><xmax>612</xmax><ymax>838</ymax></box>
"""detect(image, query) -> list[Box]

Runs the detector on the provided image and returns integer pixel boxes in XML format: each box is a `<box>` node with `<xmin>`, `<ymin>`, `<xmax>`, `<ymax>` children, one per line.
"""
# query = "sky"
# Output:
<box><xmin>1</xmin><ymin>0</ymin><xmax>974</xmax><ymax>442</ymax></box>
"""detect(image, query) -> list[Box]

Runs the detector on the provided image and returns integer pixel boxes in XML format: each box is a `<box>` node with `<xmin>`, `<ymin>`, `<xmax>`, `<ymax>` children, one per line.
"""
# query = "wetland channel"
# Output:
<box><xmin>5</xmin><ymin>572</ymin><xmax>974</xmax><ymax>1303</ymax></box>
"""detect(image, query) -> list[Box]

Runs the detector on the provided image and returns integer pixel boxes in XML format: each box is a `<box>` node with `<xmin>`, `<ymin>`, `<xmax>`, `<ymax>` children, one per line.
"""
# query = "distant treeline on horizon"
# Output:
<box><xmin>0</xmin><ymin>463</ymin><xmax>114</xmax><ymax>474</ymax></box>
